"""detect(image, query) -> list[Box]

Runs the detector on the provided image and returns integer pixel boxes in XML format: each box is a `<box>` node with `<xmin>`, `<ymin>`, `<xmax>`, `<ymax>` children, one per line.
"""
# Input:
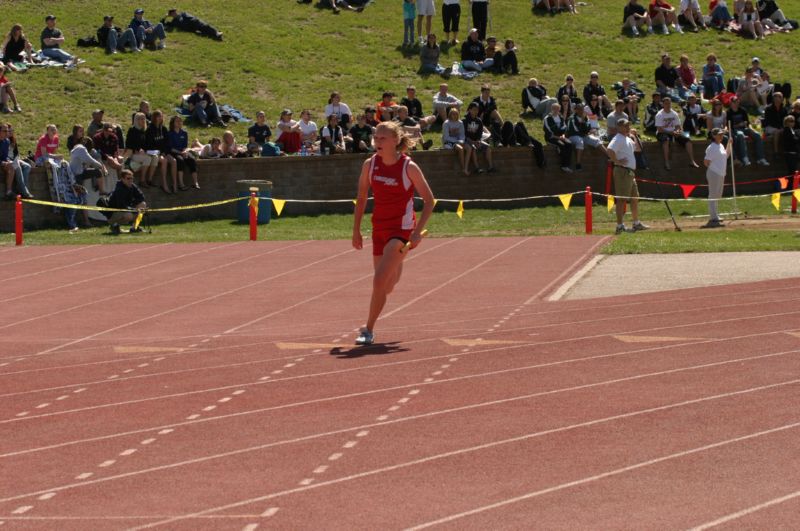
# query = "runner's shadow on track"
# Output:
<box><xmin>329</xmin><ymin>342</ymin><xmax>407</xmax><ymax>359</ymax></box>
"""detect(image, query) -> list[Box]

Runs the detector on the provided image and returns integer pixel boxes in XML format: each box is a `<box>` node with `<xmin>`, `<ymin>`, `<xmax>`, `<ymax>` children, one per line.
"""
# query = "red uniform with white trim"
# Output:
<box><xmin>369</xmin><ymin>153</ymin><xmax>416</xmax><ymax>255</ymax></box>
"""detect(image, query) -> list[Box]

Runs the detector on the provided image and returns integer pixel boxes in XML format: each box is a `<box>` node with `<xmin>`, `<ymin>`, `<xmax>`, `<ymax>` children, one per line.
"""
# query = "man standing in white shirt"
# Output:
<box><xmin>702</xmin><ymin>127</ymin><xmax>733</xmax><ymax>228</ymax></box>
<box><xmin>606</xmin><ymin>119</ymin><xmax>649</xmax><ymax>234</ymax></box>
<box><xmin>655</xmin><ymin>96</ymin><xmax>699</xmax><ymax>170</ymax></box>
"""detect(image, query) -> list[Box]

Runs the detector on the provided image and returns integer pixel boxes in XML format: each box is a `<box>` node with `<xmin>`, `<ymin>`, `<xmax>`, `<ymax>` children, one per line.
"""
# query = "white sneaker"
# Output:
<box><xmin>355</xmin><ymin>327</ymin><xmax>374</xmax><ymax>346</ymax></box>
<box><xmin>561</xmin><ymin>166</ymin><xmax>573</xmax><ymax>173</ymax></box>
<box><xmin>647</xmin><ymin>25</ymin><xmax>655</xmax><ymax>34</ymax></box>
<box><xmin>662</xmin><ymin>25</ymin><xmax>670</xmax><ymax>34</ymax></box>
<box><xmin>631</xmin><ymin>26</ymin><xmax>640</xmax><ymax>36</ymax></box>
<box><xmin>757</xmin><ymin>158</ymin><xmax>770</xmax><ymax>166</ymax></box>
<box><xmin>675</xmin><ymin>24</ymin><xmax>684</xmax><ymax>33</ymax></box>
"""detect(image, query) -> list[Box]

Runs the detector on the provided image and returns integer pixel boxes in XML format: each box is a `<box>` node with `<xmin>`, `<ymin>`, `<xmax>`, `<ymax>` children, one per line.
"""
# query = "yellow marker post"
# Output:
<box><xmin>400</xmin><ymin>229</ymin><xmax>428</xmax><ymax>254</ymax></box>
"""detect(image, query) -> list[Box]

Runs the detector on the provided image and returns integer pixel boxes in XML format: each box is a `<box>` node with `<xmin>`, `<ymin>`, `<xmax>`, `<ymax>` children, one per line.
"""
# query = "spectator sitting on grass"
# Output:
<box><xmin>701</xmin><ymin>53</ymin><xmax>725</xmax><ymax>98</ymax></box>
<box><xmin>67</xmin><ymin>124</ymin><xmax>86</xmax><ymax>151</ymax></box>
<box><xmin>2</xmin><ymin>25</ymin><xmax>34</xmax><ymax>71</ymax></box>
<box><xmin>322</xmin><ymin>0</ymin><xmax>366</xmax><ymax>14</ymax></box>
<box><xmin>677</xmin><ymin>54</ymin><xmax>700</xmax><ymax>94</ymax></box>
<box><xmin>757</xmin><ymin>0</ymin><xmax>793</xmax><ymax>28</ymax></box>
<box><xmin>376</xmin><ymin>92</ymin><xmax>400</xmax><ymax>122</ymax></box>
<box><xmin>484</xmin><ymin>36</ymin><xmax>503</xmax><ymax>74</ymax></box>
<box><xmin>655</xmin><ymin>96</ymin><xmax>699</xmax><ymax>170</ymax></box>
<box><xmin>558</xmin><ymin>94</ymin><xmax>574</xmax><ymax>122</ymax></box>
<box><xmin>1</xmin><ymin>124</ymin><xmax>15</xmax><ymax>199</ymax></box>
<box><xmin>163</xmin><ymin>8</ymin><xmax>223</xmax><ymax>41</ymax></box>
<box><xmin>401</xmin><ymin>85</ymin><xmax>438</xmax><ymax>131</ymax></box>
<box><xmin>297</xmin><ymin>109</ymin><xmax>319</xmax><ymax>151</ymax></box>
<box><xmin>70</xmin><ymin>137</ymin><xmax>108</xmax><ymax>196</ymax></box>
<box><xmin>275</xmin><ymin>109</ymin><xmax>302</xmax><ymax>154</ymax></box>
<box><xmin>739</xmin><ymin>0</ymin><xmax>765</xmax><ymax>39</ymax></box>
<box><xmin>93</xmin><ymin>123</ymin><xmax>125</xmax><ymax>179</ymax></box>
<box><xmin>649</xmin><ymin>0</ymin><xmax>683</xmax><ymax>33</ymax></box>
<box><xmin>125</xmin><ymin>112</ymin><xmax>157</xmax><ymax>187</ymax></box>
<box><xmin>0</xmin><ymin>62</ymin><xmax>21</xmax><ymax>113</ymax></box>
<box><xmin>199</xmin><ymin>137</ymin><xmax>223</xmax><ymax>159</ymax></box>
<box><xmin>735</xmin><ymin>67</ymin><xmax>763</xmax><ymax>109</ymax></box>
<box><xmin>40</xmin><ymin>15</ymin><xmax>79</xmax><ymax>66</ymax></box>
<box><xmin>188</xmin><ymin>80</ymin><xmax>223</xmax><ymax>127</ymax></box>
<box><xmin>501</xmin><ymin>39</ymin><xmax>519</xmax><ymax>75</ymax></box>
<box><xmin>727</xmin><ymin>97</ymin><xmax>769</xmax><ymax>166</ymax></box>
<box><xmin>567</xmin><ymin>104</ymin><xmax>605</xmax><ymax>171</ymax></box>
<box><xmin>763</xmin><ymin>91</ymin><xmax>788</xmax><ymax>152</ymax></box>
<box><xmin>130</xmin><ymin>8</ymin><xmax>167</xmax><ymax>50</ymax></box>
<box><xmin>34</xmin><ymin>124</ymin><xmax>62</xmax><ymax>166</ymax></box>
<box><xmin>364</xmin><ymin>106</ymin><xmax>380</xmax><ymax>127</ymax></box>
<box><xmin>168</xmin><ymin>115</ymin><xmax>198</xmax><ymax>190</ymax></box>
<box><xmin>432</xmin><ymin>83</ymin><xmax>463</xmax><ymax>122</ymax></box>
<box><xmin>543</xmin><ymin>103</ymin><xmax>573</xmax><ymax>173</ymax></box>
<box><xmin>132</xmin><ymin>100</ymin><xmax>152</xmax><ymax>126</ymax></box>
<box><xmin>708</xmin><ymin>0</ymin><xmax>733</xmax><ymax>28</ymax></box>
<box><xmin>617</xmin><ymin>78</ymin><xmax>641</xmax><ymax>122</ymax></box>
<box><xmin>678</xmin><ymin>0</ymin><xmax>709</xmax><ymax>30</ymax></box>
<box><xmin>655</xmin><ymin>53</ymin><xmax>687</xmax><ymax>101</ymax></box>
<box><xmin>521</xmin><ymin>78</ymin><xmax>556</xmax><ymax>118</ymax></box>
<box><xmin>472</xmin><ymin>84</ymin><xmax>503</xmax><ymax>133</ymax></box>
<box><xmin>146</xmin><ymin>110</ymin><xmax>173</xmax><ymax>193</ymax></box>
<box><xmin>623</xmin><ymin>0</ymin><xmax>654</xmax><ymax>35</ymax></box>
<box><xmin>583</xmin><ymin>72</ymin><xmax>613</xmax><ymax>115</ymax></box>
<box><xmin>107</xmin><ymin>169</ymin><xmax>146</xmax><ymax>235</ymax></box>
<box><xmin>349</xmin><ymin>114</ymin><xmax>374</xmax><ymax>153</ymax></box>
<box><xmin>394</xmin><ymin>106</ymin><xmax>433</xmax><ymax>150</ymax></box>
<box><xmin>606</xmin><ymin>100</ymin><xmax>630</xmax><ymax>138</ymax></box>
<box><xmin>5</xmin><ymin>123</ymin><xmax>33</xmax><ymax>199</ymax></box>
<box><xmin>320</xmin><ymin>114</ymin><xmax>347</xmax><ymax>154</ymax></box>
<box><xmin>419</xmin><ymin>33</ymin><xmax>450</xmax><ymax>76</ymax></box>
<box><xmin>682</xmin><ymin>93</ymin><xmax>707</xmax><ymax>136</ymax></box>
<box><xmin>97</xmin><ymin>15</ymin><xmax>138</xmax><ymax>54</ymax></box>
<box><xmin>462</xmin><ymin>101</ymin><xmax>495</xmax><ymax>174</ymax></box>
<box><xmin>460</xmin><ymin>28</ymin><xmax>492</xmax><ymax>72</ymax></box>
<box><xmin>442</xmin><ymin>107</ymin><xmax>467</xmax><ymax>173</ymax></box>
<box><xmin>221</xmin><ymin>130</ymin><xmax>246</xmax><ymax>158</ymax></box>
<box><xmin>324</xmin><ymin>92</ymin><xmax>353</xmax><ymax>131</ymax></box>
<box><xmin>557</xmin><ymin>74</ymin><xmax>581</xmax><ymax>105</ymax></box>
<box><xmin>247</xmin><ymin>111</ymin><xmax>272</xmax><ymax>154</ymax></box>
<box><xmin>87</xmin><ymin>109</ymin><xmax>106</xmax><ymax>138</ymax></box>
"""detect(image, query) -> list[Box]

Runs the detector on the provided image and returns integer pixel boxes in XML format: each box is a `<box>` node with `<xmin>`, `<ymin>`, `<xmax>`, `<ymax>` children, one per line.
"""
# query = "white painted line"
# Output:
<box><xmin>356</xmin><ymin>430</ymin><xmax>369</xmax><ymax>437</ymax></box>
<box><xmin>687</xmin><ymin>489</ymin><xmax>800</xmax><ymax>530</ymax></box>
<box><xmin>409</xmin><ymin>389</ymin><xmax>420</xmax><ymax>395</ymax></box>
<box><xmin>397</xmin><ymin>398</ymin><xmax>410</xmax><ymax>404</ymax></box>
<box><xmin>37</xmin><ymin>493</ymin><xmax>56</xmax><ymax>501</ymax></box>
<box><xmin>35</xmin><ymin>403</ymin><xmax>50</xmax><ymax>409</ymax></box>
<box><xmin>213</xmin><ymin>335</ymin><xmax>221</xmax><ymax>339</ymax></box>
<box><xmin>299</xmin><ymin>478</ymin><xmax>314</xmax><ymax>486</ymax></box>
<box><xmin>158</xmin><ymin>429</ymin><xmax>173</xmax><ymax>435</ymax></box>
<box><xmin>388</xmin><ymin>406</ymin><xmax>400</xmax><ymax>412</ymax></box>
<box><xmin>138</xmin><ymin>363</ymin><xmax>149</xmax><ymax>368</ymax></box>
<box><xmin>232</xmin><ymin>390</ymin><xmax>246</xmax><ymax>396</ymax></box>
<box><xmin>328</xmin><ymin>453</ymin><xmax>343</xmax><ymax>461</ymax></box>
<box><xmin>527</xmin><ymin>236</ymin><xmax>610</xmax><ymax>303</ymax></box>
<box><xmin>313</xmin><ymin>349</ymin><xmax>322</xmax><ymax>353</ymax></box>
<box><xmin>283</xmin><ymin>363</ymin><xmax>295</xmax><ymax>368</ymax></box>
<box><xmin>98</xmin><ymin>460</ymin><xmax>115</xmax><ymax>468</ymax></box>
<box><xmin>294</xmin><ymin>358</ymin><xmax>305</xmax><ymax>362</ymax></box>
<box><xmin>188</xmin><ymin>344</ymin><xmax>199</xmax><ymax>349</ymax></box>
<box><xmin>140</xmin><ymin>439</ymin><xmax>155</xmax><ymax>445</ymax></box>
<box><xmin>441</xmin><ymin>364</ymin><xmax>450</xmax><ymax>369</ymax></box>
<box><xmin>153</xmin><ymin>357</ymin><xmax>165</xmax><ymax>362</ymax></box>
<box><xmin>432</xmin><ymin>371</ymin><xmax>443</xmax><ymax>376</ymax></box>
<box><xmin>343</xmin><ymin>441</ymin><xmax>358</xmax><ymax>449</ymax></box>
<box><xmin>11</xmin><ymin>506</ymin><xmax>32</xmax><ymax>515</ymax></box>
<box><xmin>258</xmin><ymin>376</ymin><xmax>270</xmax><ymax>381</ymax></box>
<box><xmin>242</xmin><ymin>524</ymin><xmax>259</xmax><ymax>531</ymax></box>
<box><xmin>547</xmin><ymin>255</ymin><xmax>605</xmax><ymax>302</ymax></box>
<box><xmin>203</xmin><ymin>406</ymin><xmax>217</xmax><ymax>412</ymax></box>
<box><xmin>449</xmin><ymin>358</ymin><xmax>459</xmax><ymax>362</ymax></box>
<box><xmin>271</xmin><ymin>370</ymin><xmax>283</xmax><ymax>375</ymax></box>
<box><xmin>424</xmin><ymin>378</ymin><xmax>434</xmax><ymax>383</ymax></box>
<box><xmin>461</xmin><ymin>348</ymin><xmax>470</xmax><ymax>353</ymax></box>
<box><xmin>15</xmin><ymin>412</ymin><xmax>28</xmax><ymax>417</ymax></box>
<box><xmin>376</xmin><ymin>415</ymin><xmax>389</xmax><ymax>421</ymax></box>
<box><xmin>107</xmin><ymin>375</ymin><xmax>119</xmax><ymax>380</ymax></box>
<box><xmin>75</xmin><ymin>472</ymin><xmax>93</xmax><ymax>480</ymax></box>
<box><xmin>218</xmin><ymin>398</ymin><xmax>231</xmax><ymax>403</ymax></box>
<box><xmin>73</xmin><ymin>388</ymin><xmax>86</xmax><ymax>393</ymax></box>
<box><xmin>201</xmin><ymin>339</ymin><xmax>211</xmax><ymax>343</ymax></box>
<box><xmin>313</xmin><ymin>465</ymin><xmax>329</xmax><ymax>474</ymax></box>
<box><xmin>56</xmin><ymin>395</ymin><xmax>69</xmax><ymax>401</ymax></box>
<box><xmin>261</xmin><ymin>507</ymin><xmax>279</xmax><ymax>517</ymax></box>
<box><xmin>119</xmin><ymin>449</ymin><xmax>137</xmax><ymax>457</ymax></box>
<box><xmin>186</xmin><ymin>414</ymin><xmax>200</xmax><ymax>420</ymax></box>
<box><xmin>123</xmin><ymin>369</ymin><xmax>134</xmax><ymax>374</ymax></box>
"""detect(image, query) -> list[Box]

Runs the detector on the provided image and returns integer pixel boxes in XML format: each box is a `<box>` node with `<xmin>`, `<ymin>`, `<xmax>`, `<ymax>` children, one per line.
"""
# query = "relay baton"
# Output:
<box><xmin>400</xmin><ymin>229</ymin><xmax>428</xmax><ymax>254</ymax></box>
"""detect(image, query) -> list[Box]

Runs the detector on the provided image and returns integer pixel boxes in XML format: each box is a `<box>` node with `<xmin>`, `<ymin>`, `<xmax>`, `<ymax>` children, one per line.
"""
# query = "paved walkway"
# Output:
<box><xmin>562</xmin><ymin>252</ymin><xmax>800</xmax><ymax>300</ymax></box>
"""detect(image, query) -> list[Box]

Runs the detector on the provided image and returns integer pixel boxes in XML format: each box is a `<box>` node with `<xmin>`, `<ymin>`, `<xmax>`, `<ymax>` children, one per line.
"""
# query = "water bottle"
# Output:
<box><xmin>301</xmin><ymin>143</ymin><xmax>307</xmax><ymax>157</ymax></box>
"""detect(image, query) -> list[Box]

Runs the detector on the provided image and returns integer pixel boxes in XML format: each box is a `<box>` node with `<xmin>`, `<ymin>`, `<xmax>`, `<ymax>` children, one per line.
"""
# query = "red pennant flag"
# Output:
<box><xmin>778</xmin><ymin>177</ymin><xmax>788</xmax><ymax>190</ymax></box>
<box><xmin>679</xmin><ymin>184</ymin><xmax>696</xmax><ymax>199</ymax></box>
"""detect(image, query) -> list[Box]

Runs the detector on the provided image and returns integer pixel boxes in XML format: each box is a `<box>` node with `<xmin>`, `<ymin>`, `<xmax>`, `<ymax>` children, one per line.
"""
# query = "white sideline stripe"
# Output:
<box><xmin>526</xmin><ymin>236</ymin><xmax>611</xmax><ymax>303</ymax></box>
<box><xmin>404</xmin><ymin>421</ymin><xmax>800</xmax><ymax>530</ymax></box>
<box><xmin>37</xmin><ymin>493</ymin><xmax>56</xmax><ymax>501</ymax></box>
<box><xmin>547</xmin><ymin>255</ymin><xmax>604</xmax><ymax>302</ymax></box>
<box><xmin>381</xmin><ymin>238</ymin><xmax>527</xmax><ymax>320</ymax></box>
<box><xmin>7</xmin><ymin>245</ymin><xmax>157</xmax><ymax>283</ymax></box>
<box><xmin>687</xmin><ymin>490</ymin><xmax>800</xmax><ymax>530</ymax></box>
<box><xmin>0</xmin><ymin>245</ymin><xmax>99</xmax><ymax>268</ymax></box>
<box><xmin>241</xmin><ymin>524</ymin><xmax>259</xmax><ymax>531</ymax></box>
<box><xmin>261</xmin><ymin>507</ymin><xmax>279</xmax><ymax>517</ymax></box>
<box><xmin>1</xmin><ymin>241</ymin><xmax>312</xmax><ymax>360</ymax></box>
<box><xmin>0</xmin><ymin>514</ymin><xmax>272</xmax><ymax>520</ymax></box>
<box><xmin>129</xmin><ymin>384</ymin><xmax>800</xmax><ymax>529</ymax></box>
<box><xmin>2</xmin><ymin>337</ymin><xmax>796</xmax><ymax>458</ymax></box>
<box><xmin>3</xmin><ymin>372</ymin><xmax>798</xmax><ymax>508</ymax></box>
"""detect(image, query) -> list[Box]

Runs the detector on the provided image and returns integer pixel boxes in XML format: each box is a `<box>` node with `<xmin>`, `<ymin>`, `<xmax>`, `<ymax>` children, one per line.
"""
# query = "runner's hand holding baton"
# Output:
<box><xmin>400</xmin><ymin>229</ymin><xmax>428</xmax><ymax>254</ymax></box>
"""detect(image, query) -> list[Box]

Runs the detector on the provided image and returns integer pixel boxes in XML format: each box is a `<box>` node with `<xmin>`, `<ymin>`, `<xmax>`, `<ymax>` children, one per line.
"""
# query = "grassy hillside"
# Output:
<box><xmin>5</xmin><ymin>0</ymin><xmax>799</xmax><ymax>149</ymax></box>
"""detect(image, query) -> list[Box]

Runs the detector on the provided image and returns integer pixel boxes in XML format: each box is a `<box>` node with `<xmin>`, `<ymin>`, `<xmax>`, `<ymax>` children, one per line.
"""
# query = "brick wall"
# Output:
<box><xmin>0</xmin><ymin>143</ymin><xmax>782</xmax><ymax>231</ymax></box>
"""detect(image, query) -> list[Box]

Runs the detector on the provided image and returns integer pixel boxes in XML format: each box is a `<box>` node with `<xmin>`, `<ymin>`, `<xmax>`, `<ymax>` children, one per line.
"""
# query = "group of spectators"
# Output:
<box><xmin>622</xmin><ymin>0</ymin><xmax>795</xmax><ymax>37</ymax></box>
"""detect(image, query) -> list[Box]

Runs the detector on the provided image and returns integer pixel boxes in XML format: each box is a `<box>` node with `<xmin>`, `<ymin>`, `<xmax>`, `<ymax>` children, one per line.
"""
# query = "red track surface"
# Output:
<box><xmin>1</xmin><ymin>237</ymin><xmax>799</xmax><ymax>530</ymax></box>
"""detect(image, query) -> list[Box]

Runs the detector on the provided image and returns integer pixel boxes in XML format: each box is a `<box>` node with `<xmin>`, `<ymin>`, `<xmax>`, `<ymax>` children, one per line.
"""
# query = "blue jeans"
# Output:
<box><xmin>192</xmin><ymin>103</ymin><xmax>221</xmax><ymax>125</ymax></box>
<box><xmin>40</xmin><ymin>47</ymin><xmax>73</xmax><ymax>63</ymax></box>
<box><xmin>420</xmin><ymin>63</ymin><xmax>447</xmax><ymax>75</ymax></box>
<box><xmin>107</xmin><ymin>28</ymin><xmax>138</xmax><ymax>52</ymax></box>
<box><xmin>13</xmin><ymin>159</ymin><xmax>31</xmax><ymax>196</ymax></box>
<box><xmin>134</xmin><ymin>23</ymin><xmax>166</xmax><ymax>47</ymax></box>
<box><xmin>710</xmin><ymin>5</ymin><xmax>732</xmax><ymax>25</ymax></box>
<box><xmin>403</xmin><ymin>19</ymin><xmax>414</xmax><ymax>44</ymax></box>
<box><xmin>702</xmin><ymin>75</ymin><xmax>724</xmax><ymax>98</ymax></box>
<box><xmin>732</xmin><ymin>128</ymin><xmax>764</xmax><ymax>164</ymax></box>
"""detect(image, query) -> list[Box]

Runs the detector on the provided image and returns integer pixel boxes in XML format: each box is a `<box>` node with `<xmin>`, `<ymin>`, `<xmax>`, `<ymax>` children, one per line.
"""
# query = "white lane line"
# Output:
<box><xmin>37</xmin><ymin>493</ymin><xmax>56</xmax><ymax>501</ymax></box>
<box><xmin>218</xmin><ymin>397</ymin><xmax>231</xmax><ymax>403</ymax></box>
<box><xmin>526</xmin><ymin>236</ymin><xmax>610</xmax><ymax>303</ymax></box>
<box><xmin>687</xmin><ymin>490</ymin><xmax>800</xmax><ymax>531</ymax></box>
<box><xmin>232</xmin><ymin>390</ymin><xmax>246</xmax><ymax>396</ymax></box>
<box><xmin>313</xmin><ymin>349</ymin><xmax>322</xmax><ymax>353</ymax></box>
<box><xmin>356</xmin><ymin>430</ymin><xmax>369</xmax><ymax>437</ymax></box>
<box><xmin>376</xmin><ymin>415</ymin><xmax>389</xmax><ymax>421</ymax></box>
<box><xmin>35</xmin><ymin>403</ymin><xmax>50</xmax><ymax>409</ymax></box>
<box><xmin>153</xmin><ymin>357</ymin><xmax>165</xmax><ymax>362</ymax></box>
<box><xmin>119</xmin><ymin>449</ymin><xmax>137</xmax><ymax>457</ymax></box>
<box><xmin>188</xmin><ymin>344</ymin><xmax>199</xmax><ymax>349</ymax></box>
<box><xmin>107</xmin><ymin>375</ymin><xmax>119</xmax><ymax>380</ymax></box>
<box><xmin>328</xmin><ymin>453</ymin><xmax>343</xmax><ymax>461</ymax></box>
<box><xmin>201</xmin><ymin>339</ymin><xmax>210</xmax><ymax>344</ymax></box>
<box><xmin>294</xmin><ymin>358</ymin><xmax>305</xmax><ymax>362</ymax></box>
<box><xmin>74</xmin><ymin>472</ymin><xmax>93</xmax><ymax>480</ymax></box>
<box><xmin>5</xmin><ymin>345</ymin><xmax>797</xmax><ymax>460</ymax></box>
<box><xmin>397</xmin><ymin>398</ymin><xmax>410</xmax><ymax>404</ymax></box>
<box><xmin>202</xmin><ymin>406</ymin><xmax>217</xmax><ymax>412</ymax></box>
<box><xmin>343</xmin><ymin>441</ymin><xmax>358</xmax><ymax>449</ymax></box>
<box><xmin>123</xmin><ymin>369</ymin><xmax>134</xmax><ymax>374</ymax></box>
<box><xmin>271</xmin><ymin>370</ymin><xmax>283</xmax><ymax>375</ymax></box>
<box><xmin>136</xmin><ymin>412</ymin><xmax>800</xmax><ymax>530</ymax></box>
<box><xmin>7</xmin><ymin>378</ymin><xmax>797</xmax><ymax>509</ymax></box>
<box><xmin>158</xmin><ymin>429</ymin><xmax>173</xmax><ymax>435</ymax></box>
<box><xmin>449</xmin><ymin>358</ymin><xmax>459</xmax><ymax>362</ymax></box>
<box><xmin>261</xmin><ymin>507</ymin><xmax>280</xmax><ymax>517</ymax></box>
<box><xmin>441</xmin><ymin>364</ymin><xmax>450</xmax><ymax>369</ymax></box>
<box><xmin>432</xmin><ymin>371</ymin><xmax>443</xmax><ymax>376</ymax></box>
<box><xmin>138</xmin><ymin>363</ymin><xmax>150</xmax><ymax>368</ymax></box>
<box><xmin>547</xmin><ymin>255</ymin><xmax>605</xmax><ymax>302</ymax></box>
<box><xmin>73</xmin><ymin>388</ymin><xmax>86</xmax><ymax>393</ymax></box>
<box><xmin>98</xmin><ymin>460</ymin><xmax>115</xmax><ymax>468</ymax></box>
<box><xmin>424</xmin><ymin>378</ymin><xmax>434</xmax><ymax>383</ymax></box>
<box><xmin>186</xmin><ymin>414</ymin><xmax>201</xmax><ymax>420</ymax></box>
<box><xmin>283</xmin><ymin>363</ymin><xmax>295</xmax><ymax>368</ymax></box>
<box><xmin>242</xmin><ymin>524</ymin><xmax>259</xmax><ymax>531</ymax></box>
<box><xmin>313</xmin><ymin>466</ymin><xmax>328</xmax><ymax>474</ymax></box>
<box><xmin>15</xmin><ymin>412</ymin><xmax>28</xmax><ymax>417</ymax></box>
<box><xmin>258</xmin><ymin>376</ymin><xmax>270</xmax><ymax>381</ymax></box>
<box><xmin>388</xmin><ymin>406</ymin><xmax>400</xmax><ymax>412</ymax></box>
<box><xmin>140</xmin><ymin>439</ymin><xmax>155</xmax><ymax>445</ymax></box>
<box><xmin>409</xmin><ymin>389</ymin><xmax>420</xmax><ymax>395</ymax></box>
<box><xmin>298</xmin><ymin>479</ymin><xmax>314</xmax><ymax>486</ymax></box>
<box><xmin>405</xmin><ymin>422</ymin><xmax>800</xmax><ymax>530</ymax></box>
<box><xmin>55</xmin><ymin>395</ymin><xmax>69</xmax><ymax>401</ymax></box>
<box><xmin>11</xmin><ymin>506</ymin><xmax>32</xmax><ymax>515</ymax></box>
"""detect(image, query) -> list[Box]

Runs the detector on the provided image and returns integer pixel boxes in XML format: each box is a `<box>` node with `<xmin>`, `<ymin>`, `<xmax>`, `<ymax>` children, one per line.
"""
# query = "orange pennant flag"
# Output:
<box><xmin>778</xmin><ymin>177</ymin><xmax>789</xmax><ymax>190</ymax></box>
<box><xmin>771</xmin><ymin>193</ymin><xmax>781</xmax><ymax>211</ymax></box>
<box><xmin>272</xmin><ymin>198</ymin><xmax>286</xmax><ymax>217</ymax></box>
<box><xmin>248</xmin><ymin>196</ymin><xmax>259</xmax><ymax>217</ymax></box>
<box><xmin>433</xmin><ymin>199</ymin><xmax>438</xmax><ymax>208</ymax></box>
<box><xmin>607</xmin><ymin>195</ymin><xmax>615</xmax><ymax>213</ymax></box>
<box><xmin>558</xmin><ymin>193</ymin><xmax>572</xmax><ymax>210</ymax></box>
<box><xmin>679</xmin><ymin>184</ymin><xmax>696</xmax><ymax>199</ymax></box>
<box><xmin>456</xmin><ymin>201</ymin><xmax>464</xmax><ymax>219</ymax></box>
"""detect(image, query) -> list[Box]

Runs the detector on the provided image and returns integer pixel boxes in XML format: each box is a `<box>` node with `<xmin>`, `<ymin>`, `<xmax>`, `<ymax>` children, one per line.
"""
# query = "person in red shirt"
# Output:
<box><xmin>352</xmin><ymin>121</ymin><xmax>435</xmax><ymax>345</ymax></box>
<box><xmin>375</xmin><ymin>91</ymin><xmax>399</xmax><ymax>122</ymax></box>
<box><xmin>34</xmin><ymin>124</ymin><xmax>62</xmax><ymax>165</ymax></box>
<box><xmin>649</xmin><ymin>0</ymin><xmax>682</xmax><ymax>33</ymax></box>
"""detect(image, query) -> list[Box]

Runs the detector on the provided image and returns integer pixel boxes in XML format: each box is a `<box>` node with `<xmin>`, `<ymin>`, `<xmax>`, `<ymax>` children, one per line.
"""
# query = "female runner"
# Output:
<box><xmin>352</xmin><ymin>121</ymin><xmax>435</xmax><ymax>345</ymax></box>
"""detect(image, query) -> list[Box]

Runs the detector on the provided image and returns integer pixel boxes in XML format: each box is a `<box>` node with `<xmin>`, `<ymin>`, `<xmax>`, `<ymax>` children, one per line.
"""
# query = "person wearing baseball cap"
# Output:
<box><xmin>97</xmin><ymin>15</ymin><xmax>138</xmax><ymax>54</ymax></box>
<box><xmin>40</xmin><ymin>14</ymin><xmax>79</xmax><ymax>65</ymax></box>
<box><xmin>129</xmin><ymin>8</ymin><xmax>167</xmax><ymax>50</ymax></box>
<box><xmin>702</xmin><ymin>127</ymin><xmax>733</xmax><ymax>228</ymax></box>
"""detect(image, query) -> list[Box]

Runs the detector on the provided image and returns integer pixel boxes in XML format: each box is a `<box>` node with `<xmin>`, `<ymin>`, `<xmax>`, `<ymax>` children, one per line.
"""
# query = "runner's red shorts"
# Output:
<box><xmin>372</xmin><ymin>228</ymin><xmax>413</xmax><ymax>256</ymax></box>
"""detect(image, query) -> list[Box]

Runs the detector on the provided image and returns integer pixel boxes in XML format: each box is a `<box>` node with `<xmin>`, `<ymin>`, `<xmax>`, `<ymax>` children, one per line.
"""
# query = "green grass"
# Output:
<box><xmin>6</xmin><ymin>0</ymin><xmax>800</xmax><ymax>149</ymax></box>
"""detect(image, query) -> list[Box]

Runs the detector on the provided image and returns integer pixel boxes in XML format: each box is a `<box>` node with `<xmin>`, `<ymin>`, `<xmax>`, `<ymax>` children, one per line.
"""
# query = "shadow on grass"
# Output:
<box><xmin>329</xmin><ymin>341</ymin><xmax>408</xmax><ymax>358</ymax></box>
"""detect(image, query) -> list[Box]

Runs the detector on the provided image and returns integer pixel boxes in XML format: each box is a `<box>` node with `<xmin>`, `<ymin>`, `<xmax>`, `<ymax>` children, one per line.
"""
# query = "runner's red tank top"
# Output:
<box><xmin>369</xmin><ymin>153</ymin><xmax>416</xmax><ymax>231</ymax></box>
